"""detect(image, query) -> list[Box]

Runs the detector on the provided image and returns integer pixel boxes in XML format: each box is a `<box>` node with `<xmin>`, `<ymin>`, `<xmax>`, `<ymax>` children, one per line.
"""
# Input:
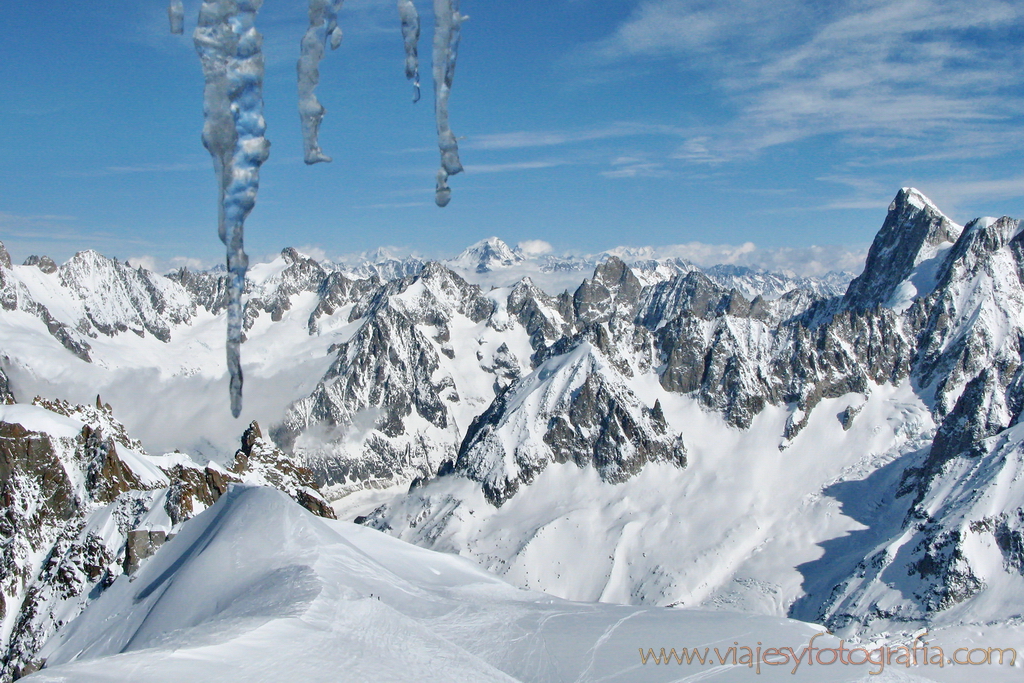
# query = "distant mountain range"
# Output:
<box><xmin>3</xmin><ymin>188</ymin><xmax>1024</xmax><ymax>680</ymax></box>
<box><xmin>337</xmin><ymin>234</ymin><xmax>856</xmax><ymax>299</ymax></box>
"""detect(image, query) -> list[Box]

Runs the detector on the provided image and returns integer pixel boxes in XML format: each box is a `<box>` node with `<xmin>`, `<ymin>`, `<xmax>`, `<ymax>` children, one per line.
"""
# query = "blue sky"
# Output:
<box><xmin>1</xmin><ymin>0</ymin><xmax>1022</xmax><ymax>273</ymax></box>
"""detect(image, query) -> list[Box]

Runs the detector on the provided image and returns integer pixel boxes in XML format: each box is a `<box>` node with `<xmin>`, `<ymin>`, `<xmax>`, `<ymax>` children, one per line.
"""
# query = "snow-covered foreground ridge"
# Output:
<box><xmin>22</xmin><ymin>486</ymin><xmax>1024</xmax><ymax>683</ymax></box>
<box><xmin>4</xmin><ymin>188</ymin><xmax>1024</xmax><ymax>676</ymax></box>
<box><xmin>0</xmin><ymin>399</ymin><xmax>335</xmax><ymax>681</ymax></box>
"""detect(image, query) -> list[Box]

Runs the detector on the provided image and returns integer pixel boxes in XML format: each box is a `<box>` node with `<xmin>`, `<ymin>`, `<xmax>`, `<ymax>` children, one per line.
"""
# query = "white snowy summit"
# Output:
<box><xmin>449</xmin><ymin>236</ymin><xmax>526</xmax><ymax>273</ymax></box>
<box><xmin>4</xmin><ymin>189</ymin><xmax>1024</xmax><ymax>681</ymax></box>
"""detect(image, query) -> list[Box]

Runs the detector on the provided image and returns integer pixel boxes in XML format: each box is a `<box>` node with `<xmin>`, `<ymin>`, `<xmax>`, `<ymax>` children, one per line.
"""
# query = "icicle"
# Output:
<box><xmin>168</xmin><ymin>0</ymin><xmax>185</xmax><ymax>35</ymax></box>
<box><xmin>194</xmin><ymin>0</ymin><xmax>271</xmax><ymax>418</ymax></box>
<box><xmin>298</xmin><ymin>0</ymin><xmax>345</xmax><ymax>165</ymax></box>
<box><xmin>397</xmin><ymin>0</ymin><xmax>421</xmax><ymax>103</ymax></box>
<box><xmin>432</xmin><ymin>0</ymin><xmax>465</xmax><ymax>207</ymax></box>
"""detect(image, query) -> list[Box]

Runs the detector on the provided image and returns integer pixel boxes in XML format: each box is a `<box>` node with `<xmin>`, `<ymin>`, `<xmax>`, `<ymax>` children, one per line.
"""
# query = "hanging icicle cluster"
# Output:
<box><xmin>431</xmin><ymin>0</ymin><xmax>466</xmax><ymax>207</ymax></box>
<box><xmin>189</xmin><ymin>0</ymin><xmax>270</xmax><ymax>418</ymax></box>
<box><xmin>169</xmin><ymin>0</ymin><xmax>465</xmax><ymax>416</ymax></box>
<box><xmin>168</xmin><ymin>0</ymin><xmax>184</xmax><ymax>34</ymax></box>
<box><xmin>298</xmin><ymin>0</ymin><xmax>344</xmax><ymax>164</ymax></box>
<box><xmin>398</xmin><ymin>0</ymin><xmax>421</xmax><ymax>103</ymax></box>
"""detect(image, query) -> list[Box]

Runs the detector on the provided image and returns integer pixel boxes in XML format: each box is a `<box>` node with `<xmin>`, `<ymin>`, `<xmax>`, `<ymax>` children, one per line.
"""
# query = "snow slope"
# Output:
<box><xmin>27</xmin><ymin>486</ymin><xmax>1022</xmax><ymax>683</ymax></box>
<box><xmin>365</xmin><ymin>378</ymin><xmax>934</xmax><ymax>615</ymax></box>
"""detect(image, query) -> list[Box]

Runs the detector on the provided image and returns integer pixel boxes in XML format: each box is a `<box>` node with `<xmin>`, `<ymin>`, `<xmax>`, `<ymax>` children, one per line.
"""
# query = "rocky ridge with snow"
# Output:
<box><xmin>0</xmin><ymin>398</ymin><xmax>333</xmax><ymax>682</ymax></box>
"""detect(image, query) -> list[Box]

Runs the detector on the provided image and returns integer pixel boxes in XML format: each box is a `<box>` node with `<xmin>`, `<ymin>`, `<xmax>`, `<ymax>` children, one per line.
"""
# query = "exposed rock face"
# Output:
<box><xmin>506</xmin><ymin>278</ymin><xmax>569</xmax><ymax>354</ymax></box>
<box><xmin>806</xmin><ymin>423</ymin><xmax>1024</xmax><ymax>631</ymax></box>
<box><xmin>572</xmin><ymin>256</ymin><xmax>643</xmax><ymax>325</ymax></box>
<box><xmin>0</xmin><ymin>369</ymin><xmax>13</xmax><ymax>406</ymax></box>
<box><xmin>0</xmin><ymin>236</ymin><xmax>851</xmax><ymax>503</ymax></box>
<box><xmin>22</xmin><ymin>256</ymin><xmax>57</xmax><ymax>275</ymax></box>
<box><xmin>230</xmin><ymin>421</ymin><xmax>335</xmax><ymax>520</ymax></box>
<box><xmin>0</xmin><ymin>404</ymin><xmax>161</xmax><ymax>680</ymax></box>
<box><xmin>457</xmin><ymin>343</ymin><xmax>685</xmax><ymax>506</ymax></box>
<box><xmin>123</xmin><ymin>529</ymin><xmax>166</xmax><ymax>575</ymax></box>
<box><xmin>273</xmin><ymin>263</ymin><xmax>513</xmax><ymax>496</ymax></box>
<box><xmin>704</xmin><ymin>263</ymin><xmax>852</xmax><ymax>301</ymax></box>
<box><xmin>166</xmin><ymin>266</ymin><xmax>230</xmax><ymax>315</ymax></box>
<box><xmin>843</xmin><ymin>187</ymin><xmax>962</xmax><ymax>311</ymax></box>
<box><xmin>0</xmin><ymin>402</ymin><xmax>335</xmax><ymax>682</ymax></box>
<box><xmin>243</xmin><ymin>248</ymin><xmax>328</xmax><ymax>329</ymax></box>
<box><xmin>58</xmin><ymin>250</ymin><xmax>196</xmax><ymax>342</ymax></box>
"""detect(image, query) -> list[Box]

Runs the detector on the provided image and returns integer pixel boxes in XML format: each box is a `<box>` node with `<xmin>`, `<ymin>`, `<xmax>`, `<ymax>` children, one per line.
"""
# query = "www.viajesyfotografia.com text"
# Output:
<box><xmin>639</xmin><ymin>632</ymin><xmax>1017</xmax><ymax>675</ymax></box>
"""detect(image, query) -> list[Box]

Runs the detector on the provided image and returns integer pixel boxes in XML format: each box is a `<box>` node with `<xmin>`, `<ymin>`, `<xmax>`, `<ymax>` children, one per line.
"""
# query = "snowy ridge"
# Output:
<box><xmin>28</xmin><ymin>485</ymin><xmax>1015</xmax><ymax>683</ymax></box>
<box><xmin>272</xmin><ymin>262</ymin><xmax>536</xmax><ymax>497</ymax></box>
<box><xmin>437</xmin><ymin>237</ymin><xmax>855</xmax><ymax>299</ymax></box>
<box><xmin>329</xmin><ymin>237</ymin><xmax>854</xmax><ymax>299</ymax></box>
<box><xmin>0</xmin><ymin>400</ymin><xmax>334</xmax><ymax>681</ymax></box>
<box><xmin>812</xmin><ymin>420</ymin><xmax>1024</xmax><ymax>632</ymax></box>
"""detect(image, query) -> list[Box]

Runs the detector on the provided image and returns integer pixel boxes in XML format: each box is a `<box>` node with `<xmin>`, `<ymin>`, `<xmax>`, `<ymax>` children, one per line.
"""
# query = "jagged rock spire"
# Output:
<box><xmin>842</xmin><ymin>188</ymin><xmax>962</xmax><ymax>311</ymax></box>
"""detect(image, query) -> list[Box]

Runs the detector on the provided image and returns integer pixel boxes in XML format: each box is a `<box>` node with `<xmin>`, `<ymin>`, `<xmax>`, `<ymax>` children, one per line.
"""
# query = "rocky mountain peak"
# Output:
<box><xmin>573</xmin><ymin>256</ymin><xmax>643</xmax><ymax>324</ymax></box>
<box><xmin>842</xmin><ymin>187</ymin><xmax>962</xmax><ymax>311</ymax></box>
<box><xmin>452</xmin><ymin>342</ymin><xmax>686</xmax><ymax>507</ymax></box>
<box><xmin>0</xmin><ymin>242</ymin><xmax>11</xmax><ymax>271</ymax></box>
<box><xmin>450</xmin><ymin>237</ymin><xmax>524</xmax><ymax>273</ymax></box>
<box><xmin>23</xmin><ymin>255</ymin><xmax>58</xmax><ymax>274</ymax></box>
<box><xmin>239</xmin><ymin>419</ymin><xmax>263</xmax><ymax>456</ymax></box>
<box><xmin>280</xmin><ymin>247</ymin><xmax>302</xmax><ymax>265</ymax></box>
<box><xmin>385</xmin><ymin>261</ymin><xmax>494</xmax><ymax>323</ymax></box>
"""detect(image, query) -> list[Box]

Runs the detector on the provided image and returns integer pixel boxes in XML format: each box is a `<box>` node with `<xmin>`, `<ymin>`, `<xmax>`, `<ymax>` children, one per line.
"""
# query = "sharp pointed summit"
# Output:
<box><xmin>842</xmin><ymin>187</ymin><xmax>962</xmax><ymax>312</ymax></box>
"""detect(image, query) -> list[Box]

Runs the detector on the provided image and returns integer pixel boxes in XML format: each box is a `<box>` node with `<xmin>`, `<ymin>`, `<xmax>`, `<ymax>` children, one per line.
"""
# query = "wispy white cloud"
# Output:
<box><xmin>636</xmin><ymin>241</ymin><xmax>869</xmax><ymax>277</ymax></box>
<box><xmin>600</xmin><ymin>156</ymin><xmax>668</xmax><ymax>178</ymax></box>
<box><xmin>902</xmin><ymin>177</ymin><xmax>1024</xmax><ymax>216</ymax></box>
<box><xmin>463</xmin><ymin>160</ymin><xmax>570</xmax><ymax>174</ymax></box>
<box><xmin>0</xmin><ymin>212</ymin><xmax>77</xmax><ymax>223</ymax></box>
<box><xmin>122</xmin><ymin>254</ymin><xmax>217</xmax><ymax>274</ymax></box>
<box><xmin>817</xmin><ymin>174</ymin><xmax>1024</xmax><ymax>215</ymax></box>
<box><xmin>580</xmin><ymin>0</ymin><xmax>1024</xmax><ymax>163</ymax></box>
<box><xmin>517</xmin><ymin>239</ymin><xmax>553</xmax><ymax>256</ymax></box>
<box><xmin>354</xmin><ymin>201</ymin><xmax>431</xmax><ymax>209</ymax></box>
<box><xmin>124</xmin><ymin>255</ymin><xmax>161</xmax><ymax>272</ymax></box>
<box><xmin>466</xmin><ymin>123</ymin><xmax>685</xmax><ymax>151</ymax></box>
<box><xmin>61</xmin><ymin>162</ymin><xmax>209</xmax><ymax>178</ymax></box>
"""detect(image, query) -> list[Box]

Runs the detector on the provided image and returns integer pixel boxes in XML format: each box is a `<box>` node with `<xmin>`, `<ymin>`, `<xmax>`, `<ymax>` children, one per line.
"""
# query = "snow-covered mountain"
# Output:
<box><xmin>29</xmin><ymin>485</ymin><xmax>1017</xmax><ymax>683</ymax></box>
<box><xmin>331</xmin><ymin>236</ymin><xmax>856</xmax><ymax>298</ymax></box>
<box><xmin>4</xmin><ymin>187</ymin><xmax>1024</xmax><ymax>679</ymax></box>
